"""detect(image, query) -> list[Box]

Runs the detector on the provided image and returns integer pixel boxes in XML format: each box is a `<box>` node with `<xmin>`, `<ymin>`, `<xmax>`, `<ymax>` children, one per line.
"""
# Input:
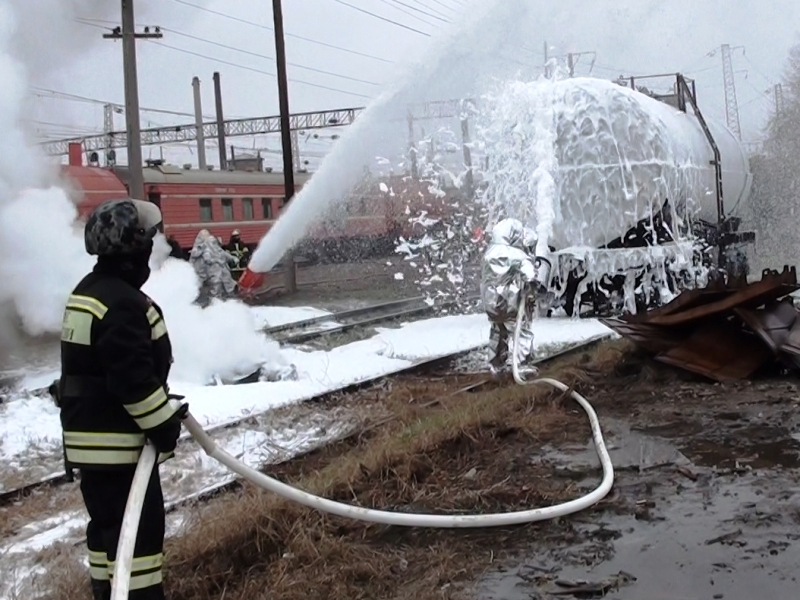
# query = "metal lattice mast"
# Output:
<box><xmin>721</xmin><ymin>44</ymin><xmax>742</xmax><ymax>140</ymax></box>
<box><xmin>774</xmin><ymin>83</ymin><xmax>785</xmax><ymax>118</ymax></box>
<box><xmin>102</xmin><ymin>103</ymin><xmax>121</xmax><ymax>165</ymax></box>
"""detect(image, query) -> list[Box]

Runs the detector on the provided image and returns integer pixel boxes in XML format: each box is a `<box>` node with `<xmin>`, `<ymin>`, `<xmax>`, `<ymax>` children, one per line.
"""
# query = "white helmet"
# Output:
<box><xmin>523</xmin><ymin>227</ymin><xmax>537</xmax><ymax>253</ymax></box>
<box><xmin>490</xmin><ymin>218</ymin><xmax>524</xmax><ymax>248</ymax></box>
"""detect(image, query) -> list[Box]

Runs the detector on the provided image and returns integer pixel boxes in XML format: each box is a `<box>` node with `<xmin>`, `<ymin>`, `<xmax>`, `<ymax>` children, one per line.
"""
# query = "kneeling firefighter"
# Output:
<box><xmin>480</xmin><ymin>218</ymin><xmax>540</xmax><ymax>373</ymax></box>
<box><xmin>52</xmin><ymin>198</ymin><xmax>188</xmax><ymax>600</ymax></box>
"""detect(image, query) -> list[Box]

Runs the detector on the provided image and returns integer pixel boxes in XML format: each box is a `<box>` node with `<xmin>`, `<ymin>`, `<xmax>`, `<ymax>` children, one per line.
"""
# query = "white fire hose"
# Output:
<box><xmin>110</xmin><ymin>442</ymin><xmax>158</xmax><ymax>600</ymax></box>
<box><xmin>110</xmin><ymin>291</ymin><xmax>614</xmax><ymax>599</ymax></box>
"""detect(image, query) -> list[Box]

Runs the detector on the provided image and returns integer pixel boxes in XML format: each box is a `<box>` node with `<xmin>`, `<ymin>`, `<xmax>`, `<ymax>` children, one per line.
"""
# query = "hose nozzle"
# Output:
<box><xmin>238</xmin><ymin>267</ymin><xmax>265</xmax><ymax>297</ymax></box>
<box><xmin>532</xmin><ymin>256</ymin><xmax>552</xmax><ymax>294</ymax></box>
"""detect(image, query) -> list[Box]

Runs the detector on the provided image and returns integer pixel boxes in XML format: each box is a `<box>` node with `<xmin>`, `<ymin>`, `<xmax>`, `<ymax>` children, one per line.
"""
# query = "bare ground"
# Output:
<box><xmin>27</xmin><ymin>340</ymin><xmax>800</xmax><ymax>600</ymax></box>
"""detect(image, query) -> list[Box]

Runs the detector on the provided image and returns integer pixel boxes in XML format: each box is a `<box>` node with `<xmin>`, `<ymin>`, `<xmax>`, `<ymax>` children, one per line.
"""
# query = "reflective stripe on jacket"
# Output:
<box><xmin>59</xmin><ymin>272</ymin><xmax>177</xmax><ymax>468</ymax></box>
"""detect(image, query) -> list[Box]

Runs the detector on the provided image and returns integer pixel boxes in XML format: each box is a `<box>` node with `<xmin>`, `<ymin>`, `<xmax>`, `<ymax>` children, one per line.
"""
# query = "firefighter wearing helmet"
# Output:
<box><xmin>225</xmin><ymin>228</ymin><xmax>250</xmax><ymax>279</ymax></box>
<box><xmin>480</xmin><ymin>218</ymin><xmax>539</xmax><ymax>374</ymax></box>
<box><xmin>52</xmin><ymin>198</ymin><xmax>187</xmax><ymax>600</ymax></box>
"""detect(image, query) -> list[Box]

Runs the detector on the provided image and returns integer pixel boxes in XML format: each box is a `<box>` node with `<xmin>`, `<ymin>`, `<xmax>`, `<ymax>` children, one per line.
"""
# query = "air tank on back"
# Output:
<box><xmin>485</xmin><ymin>75</ymin><xmax>753</xmax><ymax>252</ymax></box>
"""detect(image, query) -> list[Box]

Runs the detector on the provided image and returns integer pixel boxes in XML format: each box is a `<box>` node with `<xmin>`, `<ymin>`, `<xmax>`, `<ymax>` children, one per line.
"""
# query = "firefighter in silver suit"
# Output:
<box><xmin>189</xmin><ymin>230</ymin><xmax>237</xmax><ymax>304</ymax></box>
<box><xmin>480</xmin><ymin>218</ymin><xmax>538</xmax><ymax>372</ymax></box>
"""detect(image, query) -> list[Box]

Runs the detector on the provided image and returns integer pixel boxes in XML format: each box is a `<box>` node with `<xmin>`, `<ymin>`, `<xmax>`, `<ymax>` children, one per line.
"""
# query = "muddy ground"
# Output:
<box><xmin>474</xmin><ymin>345</ymin><xmax>800</xmax><ymax>600</ymax></box>
<box><xmin>181</xmin><ymin>342</ymin><xmax>800</xmax><ymax>600</ymax></box>
<box><xmin>40</xmin><ymin>339</ymin><xmax>800</xmax><ymax>600</ymax></box>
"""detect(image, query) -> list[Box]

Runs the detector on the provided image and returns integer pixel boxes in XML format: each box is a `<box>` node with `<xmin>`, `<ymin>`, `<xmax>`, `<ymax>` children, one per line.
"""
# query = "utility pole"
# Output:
<box><xmin>720</xmin><ymin>44</ymin><xmax>743</xmax><ymax>140</ymax></box>
<box><xmin>192</xmin><ymin>76</ymin><xmax>207</xmax><ymax>170</ymax></box>
<box><xmin>544</xmin><ymin>41</ymin><xmax>549</xmax><ymax>77</ymax></box>
<box><xmin>213</xmin><ymin>72</ymin><xmax>227</xmax><ymax>170</ymax></box>
<box><xmin>566</xmin><ymin>51</ymin><xmax>596</xmax><ymax>77</ymax></box>
<box><xmin>460</xmin><ymin>113</ymin><xmax>474</xmax><ymax>200</ymax></box>
<box><xmin>102</xmin><ymin>0</ymin><xmax>162</xmax><ymax>200</ymax></box>
<box><xmin>272</xmin><ymin>0</ymin><xmax>297</xmax><ymax>293</ymax></box>
<box><xmin>407</xmin><ymin>110</ymin><xmax>418</xmax><ymax>178</ymax></box>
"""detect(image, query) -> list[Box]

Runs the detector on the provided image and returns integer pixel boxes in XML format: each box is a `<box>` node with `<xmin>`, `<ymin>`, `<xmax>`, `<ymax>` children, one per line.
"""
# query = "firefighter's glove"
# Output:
<box><xmin>168</xmin><ymin>395</ymin><xmax>190</xmax><ymax>420</ymax></box>
<box><xmin>146</xmin><ymin>403</ymin><xmax>188</xmax><ymax>453</ymax></box>
<box><xmin>47</xmin><ymin>379</ymin><xmax>61</xmax><ymax>407</ymax></box>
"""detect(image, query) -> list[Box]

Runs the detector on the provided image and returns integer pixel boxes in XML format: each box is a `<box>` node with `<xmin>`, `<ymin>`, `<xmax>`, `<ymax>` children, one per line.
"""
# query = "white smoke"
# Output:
<box><xmin>0</xmin><ymin>0</ymin><xmax>287</xmax><ymax>384</ymax></box>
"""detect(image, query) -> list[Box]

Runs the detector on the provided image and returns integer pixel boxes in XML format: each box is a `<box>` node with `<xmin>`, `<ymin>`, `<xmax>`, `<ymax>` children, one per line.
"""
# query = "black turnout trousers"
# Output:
<box><xmin>80</xmin><ymin>466</ymin><xmax>167</xmax><ymax>600</ymax></box>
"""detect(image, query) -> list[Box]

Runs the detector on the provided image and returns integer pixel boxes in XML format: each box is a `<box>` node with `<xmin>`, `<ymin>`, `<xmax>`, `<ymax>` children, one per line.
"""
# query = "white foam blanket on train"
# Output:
<box><xmin>0</xmin><ymin>310</ymin><xmax>612</xmax><ymax>464</ymax></box>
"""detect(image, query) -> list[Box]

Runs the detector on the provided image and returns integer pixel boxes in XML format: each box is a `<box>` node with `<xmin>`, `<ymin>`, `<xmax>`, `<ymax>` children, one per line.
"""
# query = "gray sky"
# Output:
<box><xmin>25</xmin><ymin>0</ymin><xmax>800</xmax><ymax>169</ymax></box>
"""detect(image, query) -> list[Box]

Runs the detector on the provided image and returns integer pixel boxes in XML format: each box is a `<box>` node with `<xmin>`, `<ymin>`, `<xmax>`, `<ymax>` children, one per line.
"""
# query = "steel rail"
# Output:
<box><xmin>1</xmin><ymin>334</ymin><xmax>611</xmax><ymax>508</ymax></box>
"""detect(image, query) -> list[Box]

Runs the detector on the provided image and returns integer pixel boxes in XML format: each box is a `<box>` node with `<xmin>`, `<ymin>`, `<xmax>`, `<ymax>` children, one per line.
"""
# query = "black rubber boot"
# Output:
<box><xmin>90</xmin><ymin>580</ymin><xmax>111</xmax><ymax>600</ymax></box>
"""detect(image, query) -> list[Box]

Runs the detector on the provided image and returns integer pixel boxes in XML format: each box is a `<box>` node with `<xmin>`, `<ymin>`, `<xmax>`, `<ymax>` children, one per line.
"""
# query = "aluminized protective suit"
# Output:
<box><xmin>480</xmin><ymin>218</ymin><xmax>538</xmax><ymax>370</ymax></box>
<box><xmin>189</xmin><ymin>230</ymin><xmax>238</xmax><ymax>303</ymax></box>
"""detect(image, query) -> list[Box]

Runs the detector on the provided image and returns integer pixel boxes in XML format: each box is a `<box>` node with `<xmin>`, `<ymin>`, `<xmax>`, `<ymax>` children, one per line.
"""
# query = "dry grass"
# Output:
<box><xmin>0</xmin><ymin>486</ymin><xmax>83</xmax><ymax>540</ymax></box>
<box><xmin>39</xmin><ymin>340</ymin><xmax>632</xmax><ymax>600</ymax></box>
<box><xmin>29</xmin><ymin>543</ymin><xmax>91</xmax><ymax>600</ymax></box>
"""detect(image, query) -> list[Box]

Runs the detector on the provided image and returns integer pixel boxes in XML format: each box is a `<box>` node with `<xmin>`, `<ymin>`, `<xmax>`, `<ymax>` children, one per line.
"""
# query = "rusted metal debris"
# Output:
<box><xmin>601</xmin><ymin>266</ymin><xmax>800</xmax><ymax>382</ymax></box>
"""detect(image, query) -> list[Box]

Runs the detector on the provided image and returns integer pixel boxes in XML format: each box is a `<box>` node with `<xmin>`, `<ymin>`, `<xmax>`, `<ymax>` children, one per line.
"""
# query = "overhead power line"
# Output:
<box><xmin>332</xmin><ymin>0</ymin><xmax>432</xmax><ymax>36</ymax></box>
<box><xmin>31</xmin><ymin>87</ymin><xmax>218</xmax><ymax>119</ymax></box>
<box><xmin>148</xmin><ymin>40</ymin><xmax>373</xmax><ymax>99</ymax></box>
<box><xmin>74</xmin><ymin>19</ymin><xmax>373</xmax><ymax>99</ymax></box>
<box><xmin>168</xmin><ymin>0</ymin><xmax>395</xmax><ymax>64</ymax></box>
<box><xmin>158</xmin><ymin>26</ymin><xmax>381</xmax><ymax>87</ymax></box>
<box><xmin>77</xmin><ymin>18</ymin><xmax>381</xmax><ymax>87</ymax></box>
<box><xmin>386</xmin><ymin>0</ymin><xmax>451</xmax><ymax>23</ymax></box>
<box><xmin>374</xmin><ymin>0</ymin><xmax>438</xmax><ymax>27</ymax></box>
<box><xmin>408</xmin><ymin>0</ymin><xmax>453</xmax><ymax>18</ymax></box>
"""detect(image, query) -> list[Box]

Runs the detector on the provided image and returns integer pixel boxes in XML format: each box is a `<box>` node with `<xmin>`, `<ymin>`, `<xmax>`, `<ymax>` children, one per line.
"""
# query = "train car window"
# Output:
<box><xmin>199</xmin><ymin>198</ymin><xmax>212</xmax><ymax>222</ymax></box>
<box><xmin>261</xmin><ymin>198</ymin><xmax>273</xmax><ymax>219</ymax></box>
<box><xmin>222</xmin><ymin>198</ymin><xmax>233</xmax><ymax>221</ymax></box>
<box><xmin>242</xmin><ymin>198</ymin><xmax>254</xmax><ymax>220</ymax></box>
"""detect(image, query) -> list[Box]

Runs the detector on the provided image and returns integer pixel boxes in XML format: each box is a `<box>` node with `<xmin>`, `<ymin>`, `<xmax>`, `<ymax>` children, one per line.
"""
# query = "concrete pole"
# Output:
<box><xmin>192</xmin><ymin>76</ymin><xmax>207</xmax><ymax>170</ymax></box>
<box><xmin>213</xmin><ymin>72</ymin><xmax>227</xmax><ymax>170</ymax></box>
<box><xmin>460</xmin><ymin>116</ymin><xmax>474</xmax><ymax>200</ymax></box>
<box><xmin>121</xmin><ymin>0</ymin><xmax>144</xmax><ymax>200</ymax></box>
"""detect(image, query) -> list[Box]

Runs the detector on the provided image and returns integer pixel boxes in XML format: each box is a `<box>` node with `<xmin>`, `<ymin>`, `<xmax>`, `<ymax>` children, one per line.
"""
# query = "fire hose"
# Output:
<box><xmin>110</xmin><ymin>293</ymin><xmax>614</xmax><ymax>599</ymax></box>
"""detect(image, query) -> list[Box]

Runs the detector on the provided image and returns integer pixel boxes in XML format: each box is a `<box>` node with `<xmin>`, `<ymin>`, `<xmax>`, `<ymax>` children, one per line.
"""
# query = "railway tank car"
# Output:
<box><xmin>485</xmin><ymin>73</ymin><xmax>754</xmax><ymax>316</ymax></box>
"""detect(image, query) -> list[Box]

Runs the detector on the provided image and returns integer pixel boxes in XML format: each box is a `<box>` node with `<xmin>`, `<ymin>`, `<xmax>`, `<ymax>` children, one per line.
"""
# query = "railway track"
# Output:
<box><xmin>263</xmin><ymin>296</ymin><xmax>461</xmax><ymax>345</ymax></box>
<box><xmin>0</xmin><ymin>298</ymin><xmax>455</xmax><ymax>505</ymax></box>
<box><xmin>98</xmin><ymin>334</ymin><xmax>615</xmax><ymax>525</ymax></box>
<box><xmin>0</xmin><ymin>333</ymin><xmax>610</xmax><ymax>510</ymax></box>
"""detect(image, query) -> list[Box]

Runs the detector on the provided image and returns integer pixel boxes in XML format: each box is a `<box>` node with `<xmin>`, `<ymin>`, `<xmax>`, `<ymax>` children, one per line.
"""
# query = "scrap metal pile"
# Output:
<box><xmin>600</xmin><ymin>266</ymin><xmax>800</xmax><ymax>382</ymax></box>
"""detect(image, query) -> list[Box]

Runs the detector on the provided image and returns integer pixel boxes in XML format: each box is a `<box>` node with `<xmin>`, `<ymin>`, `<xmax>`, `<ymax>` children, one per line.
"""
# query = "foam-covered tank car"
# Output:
<box><xmin>510</xmin><ymin>73</ymin><xmax>755</xmax><ymax>316</ymax></box>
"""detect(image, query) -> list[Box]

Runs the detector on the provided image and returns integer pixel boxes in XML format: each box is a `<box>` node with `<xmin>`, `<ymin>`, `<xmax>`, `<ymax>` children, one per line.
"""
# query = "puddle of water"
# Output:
<box><xmin>475</xmin><ymin>474</ymin><xmax>800</xmax><ymax>600</ymax></box>
<box><xmin>682</xmin><ymin>425</ymin><xmax>800</xmax><ymax>470</ymax></box>
<box><xmin>539</xmin><ymin>419</ymin><xmax>691</xmax><ymax>474</ymax></box>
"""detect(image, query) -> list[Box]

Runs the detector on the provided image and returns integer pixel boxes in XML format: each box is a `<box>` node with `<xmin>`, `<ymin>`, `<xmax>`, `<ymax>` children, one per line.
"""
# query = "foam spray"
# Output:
<box><xmin>246</xmin><ymin>0</ymin><xmax>539</xmax><ymax>276</ymax></box>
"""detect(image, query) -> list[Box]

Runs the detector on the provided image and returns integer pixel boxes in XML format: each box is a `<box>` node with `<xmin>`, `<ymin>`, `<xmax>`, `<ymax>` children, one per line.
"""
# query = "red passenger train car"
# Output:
<box><xmin>61</xmin><ymin>149</ymin><xmax>456</xmax><ymax>262</ymax></box>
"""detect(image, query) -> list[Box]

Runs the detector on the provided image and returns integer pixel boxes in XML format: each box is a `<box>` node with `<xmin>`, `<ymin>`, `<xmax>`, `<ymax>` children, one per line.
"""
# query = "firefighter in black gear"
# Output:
<box><xmin>166</xmin><ymin>235</ymin><xmax>185</xmax><ymax>260</ymax></box>
<box><xmin>54</xmin><ymin>198</ymin><xmax>187</xmax><ymax>600</ymax></box>
<box><xmin>225</xmin><ymin>229</ymin><xmax>249</xmax><ymax>279</ymax></box>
